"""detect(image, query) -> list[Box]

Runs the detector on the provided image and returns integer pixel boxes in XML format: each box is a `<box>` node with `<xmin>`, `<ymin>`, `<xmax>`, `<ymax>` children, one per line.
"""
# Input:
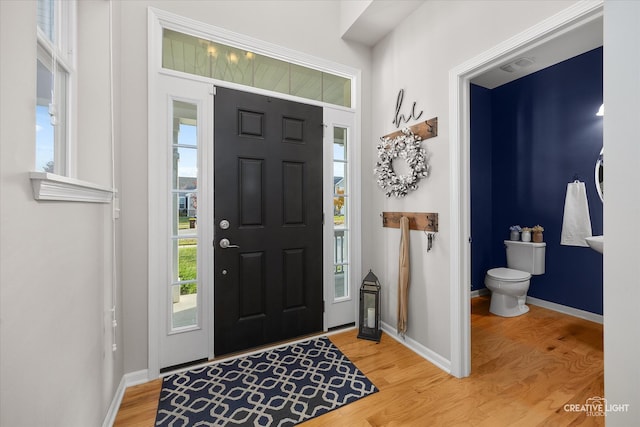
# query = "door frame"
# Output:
<box><xmin>147</xmin><ymin>8</ymin><xmax>361</xmax><ymax>379</ymax></box>
<box><xmin>448</xmin><ymin>1</ymin><xmax>603</xmax><ymax>378</ymax></box>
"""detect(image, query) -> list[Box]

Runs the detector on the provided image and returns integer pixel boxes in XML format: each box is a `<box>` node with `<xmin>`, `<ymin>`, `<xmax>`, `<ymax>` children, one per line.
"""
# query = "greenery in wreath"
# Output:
<box><xmin>374</xmin><ymin>128</ymin><xmax>430</xmax><ymax>198</ymax></box>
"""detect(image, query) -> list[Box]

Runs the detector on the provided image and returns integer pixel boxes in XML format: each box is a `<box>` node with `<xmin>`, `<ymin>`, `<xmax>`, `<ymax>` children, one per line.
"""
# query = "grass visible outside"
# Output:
<box><xmin>178</xmin><ymin>216</ymin><xmax>197</xmax><ymax>245</ymax></box>
<box><xmin>334</xmin><ymin>215</ymin><xmax>345</xmax><ymax>226</ymax></box>
<box><xmin>178</xmin><ymin>216</ymin><xmax>192</xmax><ymax>229</ymax></box>
<box><xmin>179</xmin><ymin>245</ymin><xmax>197</xmax><ymax>295</ymax></box>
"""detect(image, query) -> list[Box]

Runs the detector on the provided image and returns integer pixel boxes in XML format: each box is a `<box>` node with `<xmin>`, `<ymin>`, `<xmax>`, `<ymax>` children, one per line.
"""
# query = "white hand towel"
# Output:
<box><xmin>561</xmin><ymin>181</ymin><xmax>592</xmax><ymax>247</ymax></box>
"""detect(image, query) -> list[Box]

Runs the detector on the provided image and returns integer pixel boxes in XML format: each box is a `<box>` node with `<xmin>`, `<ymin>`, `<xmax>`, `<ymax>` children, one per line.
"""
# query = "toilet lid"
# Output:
<box><xmin>487</xmin><ymin>267</ymin><xmax>530</xmax><ymax>281</ymax></box>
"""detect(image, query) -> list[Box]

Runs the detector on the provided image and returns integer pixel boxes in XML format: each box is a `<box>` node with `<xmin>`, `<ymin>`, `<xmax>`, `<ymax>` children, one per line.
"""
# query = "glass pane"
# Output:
<box><xmin>254</xmin><ymin>54</ymin><xmax>289</xmax><ymax>94</ymax></box>
<box><xmin>172</xmin><ymin>284</ymin><xmax>198</xmax><ymax>329</ymax></box>
<box><xmin>290</xmin><ymin>64</ymin><xmax>322</xmax><ymax>101</ymax></box>
<box><xmin>323</xmin><ymin>73</ymin><xmax>351</xmax><ymax>108</ymax></box>
<box><xmin>37</xmin><ymin>0</ymin><xmax>55</xmax><ymax>42</ymax></box>
<box><xmin>173</xmin><ymin>147</ymin><xmax>198</xmax><ymax>187</ymax></box>
<box><xmin>174</xmin><ymin>103</ymin><xmax>197</xmax><ymax>146</ymax></box>
<box><xmin>334</xmin><ymin>264</ymin><xmax>348</xmax><ymax>299</ymax></box>
<box><xmin>334</xmin><ymin>230</ymin><xmax>348</xmax><ymax>265</ymax></box>
<box><xmin>333</xmin><ymin>161</ymin><xmax>347</xmax><ymax>195</ymax></box>
<box><xmin>36</xmin><ymin>56</ymin><xmax>66</xmax><ymax>174</ymax></box>
<box><xmin>173</xmin><ymin>192</ymin><xmax>198</xmax><ymax>236</ymax></box>
<box><xmin>36</xmin><ymin>58</ymin><xmax>55</xmax><ymax>172</ymax></box>
<box><xmin>333</xmin><ymin>127</ymin><xmax>347</xmax><ymax>161</ymax></box>
<box><xmin>172</xmin><ymin>239</ymin><xmax>197</xmax><ymax>282</ymax></box>
<box><xmin>363</xmin><ymin>292</ymin><xmax>376</xmax><ymax>327</ymax></box>
<box><xmin>172</xmin><ymin>98</ymin><xmax>198</xmax><ymax>235</ymax></box>
<box><xmin>334</xmin><ymin>196</ymin><xmax>347</xmax><ymax>228</ymax></box>
<box><xmin>211</xmin><ymin>44</ymin><xmax>253</xmax><ymax>86</ymax></box>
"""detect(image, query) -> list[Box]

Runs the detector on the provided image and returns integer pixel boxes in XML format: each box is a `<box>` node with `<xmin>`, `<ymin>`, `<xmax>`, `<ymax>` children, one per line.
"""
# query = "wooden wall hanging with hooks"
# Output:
<box><xmin>382</xmin><ymin>118</ymin><xmax>438</xmax><ymax>141</ymax></box>
<box><xmin>381</xmin><ymin>212</ymin><xmax>438</xmax><ymax>232</ymax></box>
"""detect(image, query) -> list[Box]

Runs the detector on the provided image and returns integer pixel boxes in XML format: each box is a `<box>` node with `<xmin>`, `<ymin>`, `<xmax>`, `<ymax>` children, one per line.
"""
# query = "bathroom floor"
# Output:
<box><xmin>471</xmin><ymin>295</ymin><xmax>604</xmax><ymax>425</ymax></box>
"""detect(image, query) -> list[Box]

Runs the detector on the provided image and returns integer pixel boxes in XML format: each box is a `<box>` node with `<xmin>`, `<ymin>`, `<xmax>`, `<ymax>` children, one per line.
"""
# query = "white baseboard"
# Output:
<box><xmin>380</xmin><ymin>321</ymin><xmax>451</xmax><ymax>373</ymax></box>
<box><xmin>470</xmin><ymin>289</ymin><xmax>602</xmax><ymax>324</ymax></box>
<box><xmin>102</xmin><ymin>369</ymin><xmax>149</xmax><ymax>427</ymax></box>
<box><xmin>526</xmin><ymin>296</ymin><xmax>603</xmax><ymax>324</ymax></box>
<box><xmin>470</xmin><ymin>288</ymin><xmax>490</xmax><ymax>298</ymax></box>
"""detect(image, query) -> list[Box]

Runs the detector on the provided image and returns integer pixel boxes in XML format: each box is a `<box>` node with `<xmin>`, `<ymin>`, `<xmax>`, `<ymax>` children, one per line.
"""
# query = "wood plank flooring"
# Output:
<box><xmin>114</xmin><ymin>296</ymin><xmax>603</xmax><ymax>426</ymax></box>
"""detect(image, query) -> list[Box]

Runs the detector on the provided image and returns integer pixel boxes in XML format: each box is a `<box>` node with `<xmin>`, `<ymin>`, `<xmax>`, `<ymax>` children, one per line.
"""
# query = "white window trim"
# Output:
<box><xmin>147</xmin><ymin>8</ymin><xmax>362</xmax><ymax>379</ymax></box>
<box><xmin>29</xmin><ymin>172</ymin><xmax>114</xmax><ymax>203</ymax></box>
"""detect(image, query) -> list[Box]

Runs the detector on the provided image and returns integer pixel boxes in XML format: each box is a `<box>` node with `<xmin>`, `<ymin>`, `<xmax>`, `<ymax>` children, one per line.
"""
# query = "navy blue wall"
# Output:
<box><xmin>471</xmin><ymin>47</ymin><xmax>603</xmax><ymax>315</ymax></box>
<box><xmin>470</xmin><ymin>85</ymin><xmax>494</xmax><ymax>292</ymax></box>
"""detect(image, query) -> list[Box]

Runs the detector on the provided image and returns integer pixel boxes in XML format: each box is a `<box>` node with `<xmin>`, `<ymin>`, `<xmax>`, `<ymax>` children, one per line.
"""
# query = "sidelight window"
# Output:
<box><xmin>170</xmin><ymin>100</ymin><xmax>200</xmax><ymax>330</ymax></box>
<box><xmin>333</xmin><ymin>127</ymin><xmax>349</xmax><ymax>300</ymax></box>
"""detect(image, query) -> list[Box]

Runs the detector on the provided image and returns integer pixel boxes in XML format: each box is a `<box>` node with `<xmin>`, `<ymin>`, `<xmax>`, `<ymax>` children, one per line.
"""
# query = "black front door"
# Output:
<box><xmin>214</xmin><ymin>87</ymin><xmax>323</xmax><ymax>356</ymax></box>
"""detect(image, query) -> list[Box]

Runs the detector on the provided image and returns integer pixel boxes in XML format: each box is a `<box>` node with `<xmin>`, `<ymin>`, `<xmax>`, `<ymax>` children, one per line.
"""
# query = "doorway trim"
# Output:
<box><xmin>448</xmin><ymin>0</ymin><xmax>603</xmax><ymax>378</ymax></box>
<box><xmin>147</xmin><ymin>8</ymin><xmax>361</xmax><ymax>379</ymax></box>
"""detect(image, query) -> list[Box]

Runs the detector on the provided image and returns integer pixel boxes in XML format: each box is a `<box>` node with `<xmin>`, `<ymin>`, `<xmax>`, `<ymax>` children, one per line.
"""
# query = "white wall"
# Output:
<box><xmin>369</xmin><ymin>0</ymin><xmax>576</xmax><ymax>361</ymax></box>
<box><xmin>115</xmin><ymin>0</ymin><xmax>372</xmax><ymax>373</ymax></box>
<box><xmin>0</xmin><ymin>1</ymin><xmax>122</xmax><ymax>426</ymax></box>
<box><xmin>603</xmin><ymin>1</ymin><xmax>640</xmax><ymax>424</ymax></box>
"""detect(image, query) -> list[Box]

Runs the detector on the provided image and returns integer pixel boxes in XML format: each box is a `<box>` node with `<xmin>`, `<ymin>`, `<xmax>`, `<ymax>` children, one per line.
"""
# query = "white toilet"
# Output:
<box><xmin>484</xmin><ymin>240</ymin><xmax>546</xmax><ymax>317</ymax></box>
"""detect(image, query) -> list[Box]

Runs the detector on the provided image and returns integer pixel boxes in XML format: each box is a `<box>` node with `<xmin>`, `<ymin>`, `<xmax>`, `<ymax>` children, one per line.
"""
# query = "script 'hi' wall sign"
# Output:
<box><xmin>374</xmin><ymin>89</ymin><xmax>438</xmax><ymax>198</ymax></box>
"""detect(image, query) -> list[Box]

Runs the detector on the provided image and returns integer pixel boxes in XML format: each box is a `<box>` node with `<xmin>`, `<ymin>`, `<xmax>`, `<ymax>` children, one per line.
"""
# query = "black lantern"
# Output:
<box><xmin>357</xmin><ymin>270</ymin><xmax>382</xmax><ymax>342</ymax></box>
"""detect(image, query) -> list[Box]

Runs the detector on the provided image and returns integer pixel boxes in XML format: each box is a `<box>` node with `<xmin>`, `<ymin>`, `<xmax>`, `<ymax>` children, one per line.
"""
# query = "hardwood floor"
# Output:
<box><xmin>114</xmin><ymin>297</ymin><xmax>603</xmax><ymax>426</ymax></box>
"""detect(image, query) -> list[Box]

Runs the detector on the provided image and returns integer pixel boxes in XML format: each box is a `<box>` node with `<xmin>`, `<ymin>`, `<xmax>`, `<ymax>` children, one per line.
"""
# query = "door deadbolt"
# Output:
<box><xmin>219</xmin><ymin>219</ymin><xmax>230</xmax><ymax>230</ymax></box>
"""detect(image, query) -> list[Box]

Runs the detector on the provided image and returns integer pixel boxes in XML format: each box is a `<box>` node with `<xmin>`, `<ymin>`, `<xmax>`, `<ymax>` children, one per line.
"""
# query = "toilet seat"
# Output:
<box><xmin>486</xmin><ymin>267</ymin><xmax>530</xmax><ymax>282</ymax></box>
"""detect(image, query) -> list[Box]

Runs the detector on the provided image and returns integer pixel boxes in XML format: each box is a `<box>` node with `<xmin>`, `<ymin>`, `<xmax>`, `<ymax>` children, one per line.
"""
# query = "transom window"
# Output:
<box><xmin>162</xmin><ymin>29</ymin><xmax>352</xmax><ymax>108</ymax></box>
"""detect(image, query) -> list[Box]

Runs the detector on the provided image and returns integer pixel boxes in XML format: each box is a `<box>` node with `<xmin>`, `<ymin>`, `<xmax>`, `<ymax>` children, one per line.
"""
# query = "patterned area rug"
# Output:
<box><xmin>155</xmin><ymin>336</ymin><xmax>378</xmax><ymax>426</ymax></box>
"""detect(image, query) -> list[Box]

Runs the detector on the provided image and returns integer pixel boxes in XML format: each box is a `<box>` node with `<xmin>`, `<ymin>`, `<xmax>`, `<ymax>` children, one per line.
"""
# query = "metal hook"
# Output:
<box><xmin>424</xmin><ymin>225</ymin><xmax>435</xmax><ymax>252</ymax></box>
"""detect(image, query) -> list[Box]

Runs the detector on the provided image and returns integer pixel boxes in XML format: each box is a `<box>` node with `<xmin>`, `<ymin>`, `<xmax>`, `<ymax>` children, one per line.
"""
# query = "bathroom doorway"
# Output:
<box><xmin>449</xmin><ymin>2</ymin><xmax>604</xmax><ymax>378</ymax></box>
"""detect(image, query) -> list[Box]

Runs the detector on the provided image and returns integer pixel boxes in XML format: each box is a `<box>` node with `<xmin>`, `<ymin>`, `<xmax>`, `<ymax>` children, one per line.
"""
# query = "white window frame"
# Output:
<box><xmin>36</xmin><ymin>0</ymin><xmax>77</xmax><ymax>177</ymax></box>
<box><xmin>32</xmin><ymin>0</ymin><xmax>113</xmax><ymax>202</ymax></box>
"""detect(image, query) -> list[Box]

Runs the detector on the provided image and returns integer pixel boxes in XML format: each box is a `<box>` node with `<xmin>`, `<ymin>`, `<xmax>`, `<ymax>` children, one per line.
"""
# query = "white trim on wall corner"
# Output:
<box><xmin>102</xmin><ymin>370</ymin><xmax>149</xmax><ymax>427</ymax></box>
<box><xmin>380</xmin><ymin>321</ymin><xmax>451</xmax><ymax>373</ymax></box>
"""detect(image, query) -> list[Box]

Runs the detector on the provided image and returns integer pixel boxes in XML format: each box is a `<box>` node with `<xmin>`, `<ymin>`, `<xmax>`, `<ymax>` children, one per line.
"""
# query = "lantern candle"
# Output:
<box><xmin>367</xmin><ymin>308</ymin><xmax>376</xmax><ymax>328</ymax></box>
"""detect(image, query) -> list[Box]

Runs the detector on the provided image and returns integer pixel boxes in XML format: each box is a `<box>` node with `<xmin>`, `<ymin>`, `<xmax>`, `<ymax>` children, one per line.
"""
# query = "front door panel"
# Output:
<box><xmin>214</xmin><ymin>87</ymin><xmax>323</xmax><ymax>356</ymax></box>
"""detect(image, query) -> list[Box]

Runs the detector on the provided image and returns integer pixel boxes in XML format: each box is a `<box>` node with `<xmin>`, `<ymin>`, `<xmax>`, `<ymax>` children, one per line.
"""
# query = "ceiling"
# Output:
<box><xmin>471</xmin><ymin>16</ymin><xmax>603</xmax><ymax>89</ymax></box>
<box><xmin>341</xmin><ymin>0</ymin><xmax>425</xmax><ymax>47</ymax></box>
<box><xmin>340</xmin><ymin>1</ymin><xmax>602</xmax><ymax>89</ymax></box>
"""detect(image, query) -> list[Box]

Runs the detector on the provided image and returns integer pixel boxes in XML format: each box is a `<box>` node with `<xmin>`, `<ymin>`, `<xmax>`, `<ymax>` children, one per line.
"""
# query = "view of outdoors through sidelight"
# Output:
<box><xmin>171</xmin><ymin>100</ymin><xmax>199</xmax><ymax>330</ymax></box>
<box><xmin>333</xmin><ymin>126</ymin><xmax>348</xmax><ymax>301</ymax></box>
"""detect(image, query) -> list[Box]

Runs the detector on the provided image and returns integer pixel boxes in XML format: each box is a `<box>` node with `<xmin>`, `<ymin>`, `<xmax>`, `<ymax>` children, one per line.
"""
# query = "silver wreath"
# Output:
<box><xmin>374</xmin><ymin>128</ymin><xmax>430</xmax><ymax>198</ymax></box>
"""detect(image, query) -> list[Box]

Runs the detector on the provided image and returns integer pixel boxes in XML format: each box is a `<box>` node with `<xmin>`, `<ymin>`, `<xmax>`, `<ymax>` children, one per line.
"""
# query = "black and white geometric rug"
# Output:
<box><xmin>155</xmin><ymin>336</ymin><xmax>378</xmax><ymax>426</ymax></box>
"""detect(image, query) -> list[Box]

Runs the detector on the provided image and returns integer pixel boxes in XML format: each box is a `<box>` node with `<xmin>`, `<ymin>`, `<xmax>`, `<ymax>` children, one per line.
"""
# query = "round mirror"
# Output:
<box><xmin>595</xmin><ymin>148</ymin><xmax>603</xmax><ymax>202</ymax></box>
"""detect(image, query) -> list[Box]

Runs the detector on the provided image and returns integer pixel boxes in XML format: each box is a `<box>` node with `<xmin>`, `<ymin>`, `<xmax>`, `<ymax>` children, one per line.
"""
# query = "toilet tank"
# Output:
<box><xmin>504</xmin><ymin>240</ymin><xmax>546</xmax><ymax>275</ymax></box>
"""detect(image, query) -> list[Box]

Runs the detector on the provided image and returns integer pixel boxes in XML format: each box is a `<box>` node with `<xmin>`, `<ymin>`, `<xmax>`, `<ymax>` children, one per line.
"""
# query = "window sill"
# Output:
<box><xmin>29</xmin><ymin>172</ymin><xmax>114</xmax><ymax>203</ymax></box>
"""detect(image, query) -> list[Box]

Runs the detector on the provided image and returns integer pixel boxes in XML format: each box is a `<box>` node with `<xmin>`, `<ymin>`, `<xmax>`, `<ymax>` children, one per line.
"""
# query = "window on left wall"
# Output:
<box><xmin>36</xmin><ymin>0</ymin><xmax>75</xmax><ymax>175</ymax></box>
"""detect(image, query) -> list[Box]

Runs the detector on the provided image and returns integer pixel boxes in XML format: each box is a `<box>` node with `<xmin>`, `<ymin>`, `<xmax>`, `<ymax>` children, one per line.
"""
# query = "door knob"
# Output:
<box><xmin>219</xmin><ymin>238</ymin><xmax>239</xmax><ymax>249</ymax></box>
